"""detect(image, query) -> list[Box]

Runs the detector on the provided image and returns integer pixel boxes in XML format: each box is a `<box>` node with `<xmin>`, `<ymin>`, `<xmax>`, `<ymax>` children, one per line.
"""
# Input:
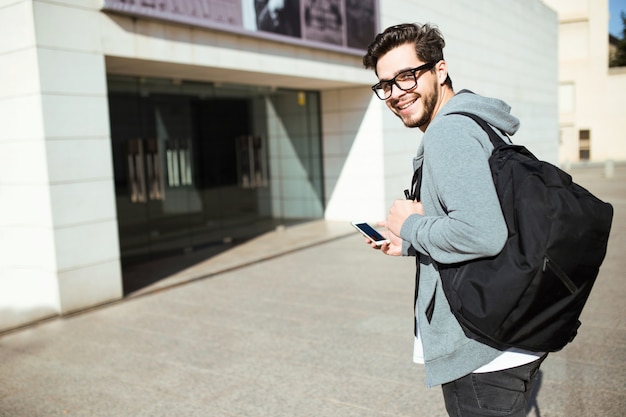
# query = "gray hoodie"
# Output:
<box><xmin>400</xmin><ymin>91</ymin><xmax>519</xmax><ymax>387</ymax></box>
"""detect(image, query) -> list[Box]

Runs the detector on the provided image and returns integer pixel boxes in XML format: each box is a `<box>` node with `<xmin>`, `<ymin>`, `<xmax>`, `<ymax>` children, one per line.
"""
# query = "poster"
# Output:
<box><xmin>103</xmin><ymin>0</ymin><xmax>378</xmax><ymax>54</ymax></box>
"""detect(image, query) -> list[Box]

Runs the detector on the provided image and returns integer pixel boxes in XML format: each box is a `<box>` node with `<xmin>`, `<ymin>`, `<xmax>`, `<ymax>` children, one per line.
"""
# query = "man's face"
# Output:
<box><xmin>375</xmin><ymin>43</ymin><xmax>440</xmax><ymax>130</ymax></box>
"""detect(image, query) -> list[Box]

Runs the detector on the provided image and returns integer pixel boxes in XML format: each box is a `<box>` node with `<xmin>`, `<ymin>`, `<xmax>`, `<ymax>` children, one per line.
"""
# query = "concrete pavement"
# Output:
<box><xmin>1</xmin><ymin>165</ymin><xmax>625</xmax><ymax>417</ymax></box>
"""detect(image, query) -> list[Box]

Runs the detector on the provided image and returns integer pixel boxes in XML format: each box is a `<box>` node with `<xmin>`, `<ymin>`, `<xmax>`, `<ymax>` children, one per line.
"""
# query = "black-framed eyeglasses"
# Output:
<box><xmin>371</xmin><ymin>62</ymin><xmax>436</xmax><ymax>100</ymax></box>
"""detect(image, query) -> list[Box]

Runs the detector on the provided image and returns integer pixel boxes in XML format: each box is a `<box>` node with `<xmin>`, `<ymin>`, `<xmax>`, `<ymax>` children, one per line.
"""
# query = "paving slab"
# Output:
<box><xmin>1</xmin><ymin>165</ymin><xmax>624</xmax><ymax>417</ymax></box>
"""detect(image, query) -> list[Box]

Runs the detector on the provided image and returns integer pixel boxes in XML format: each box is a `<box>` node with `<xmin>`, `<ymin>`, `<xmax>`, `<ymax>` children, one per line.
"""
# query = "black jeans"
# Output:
<box><xmin>441</xmin><ymin>355</ymin><xmax>546</xmax><ymax>417</ymax></box>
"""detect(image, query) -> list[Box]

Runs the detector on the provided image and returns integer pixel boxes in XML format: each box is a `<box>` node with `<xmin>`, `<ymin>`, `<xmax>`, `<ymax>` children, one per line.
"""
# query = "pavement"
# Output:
<box><xmin>1</xmin><ymin>164</ymin><xmax>625</xmax><ymax>417</ymax></box>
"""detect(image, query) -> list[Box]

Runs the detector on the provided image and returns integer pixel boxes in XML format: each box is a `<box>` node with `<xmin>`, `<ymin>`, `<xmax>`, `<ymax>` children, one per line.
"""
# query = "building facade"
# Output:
<box><xmin>0</xmin><ymin>0</ymin><xmax>557</xmax><ymax>332</ymax></box>
<box><xmin>543</xmin><ymin>0</ymin><xmax>626</xmax><ymax>164</ymax></box>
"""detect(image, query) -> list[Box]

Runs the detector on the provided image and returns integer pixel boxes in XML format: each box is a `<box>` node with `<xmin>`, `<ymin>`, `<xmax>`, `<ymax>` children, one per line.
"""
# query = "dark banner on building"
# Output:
<box><xmin>102</xmin><ymin>0</ymin><xmax>378</xmax><ymax>55</ymax></box>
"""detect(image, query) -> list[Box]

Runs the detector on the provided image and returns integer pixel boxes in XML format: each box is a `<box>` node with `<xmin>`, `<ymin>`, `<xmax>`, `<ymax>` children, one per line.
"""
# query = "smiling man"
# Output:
<box><xmin>362</xmin><ymin>23</ymin><xmax>547</xmax><ymax>417</ymax></box>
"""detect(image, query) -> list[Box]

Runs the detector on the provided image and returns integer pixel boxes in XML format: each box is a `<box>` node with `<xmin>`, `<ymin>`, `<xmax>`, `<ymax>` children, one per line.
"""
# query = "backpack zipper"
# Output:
<box><xmin>543</xmin><ymin>256</ymin><xmax>577</xmax><ymax>294</ymax></box>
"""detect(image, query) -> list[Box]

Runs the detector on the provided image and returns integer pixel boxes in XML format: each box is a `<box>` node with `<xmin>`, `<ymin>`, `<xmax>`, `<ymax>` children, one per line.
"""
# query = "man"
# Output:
<box><xmin>362</xmin><ymin>23</ymin><xmax>546</xmax><ymax>417</ymax></box>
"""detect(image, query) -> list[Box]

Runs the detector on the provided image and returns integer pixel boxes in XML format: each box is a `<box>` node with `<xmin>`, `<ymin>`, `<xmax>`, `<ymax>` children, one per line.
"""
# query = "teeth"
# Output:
<box><xmin>399</xmin><ymin>99</ymin><xmax>416</xmax><ymax>110</ymax></box>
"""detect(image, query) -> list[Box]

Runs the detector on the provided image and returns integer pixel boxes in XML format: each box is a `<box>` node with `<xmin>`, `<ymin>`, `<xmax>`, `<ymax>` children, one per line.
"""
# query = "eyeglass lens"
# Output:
<box><xmin>373</xmin><ymin>63</ymin><xmax>434</xmax><ymax>100</ymax></box>
<box><xmin>376</xmin><ymin>70</ymin><xmax>418</xmax><ymax>99</ymax></box>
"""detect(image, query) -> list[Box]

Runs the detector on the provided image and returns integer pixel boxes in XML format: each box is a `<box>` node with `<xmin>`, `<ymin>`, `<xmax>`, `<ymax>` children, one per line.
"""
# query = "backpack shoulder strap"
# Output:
<box><xmin>448</xmin><ymin>111</ymin><xmax>509</xmax><ymax>148</ymax></box>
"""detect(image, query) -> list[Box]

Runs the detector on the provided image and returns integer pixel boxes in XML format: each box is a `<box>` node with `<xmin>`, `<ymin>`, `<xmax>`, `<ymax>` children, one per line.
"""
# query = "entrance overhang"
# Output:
<box><xmin>105</xmin><ymin>56</ymin><xmax>366</xmax><ymax>91</ymax></box>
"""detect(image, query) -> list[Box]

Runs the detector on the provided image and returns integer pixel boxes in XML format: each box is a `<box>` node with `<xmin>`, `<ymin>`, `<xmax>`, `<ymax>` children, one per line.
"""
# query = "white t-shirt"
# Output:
<box><xmin>413</xmin><ymin>327</ymin><xmax>542</xmax><ymax>373</ymax></box>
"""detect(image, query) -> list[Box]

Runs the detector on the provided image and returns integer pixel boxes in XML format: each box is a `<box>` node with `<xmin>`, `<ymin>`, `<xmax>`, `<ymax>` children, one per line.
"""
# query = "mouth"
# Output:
<box><xmin>397</xmin><ymin>98</ymin><xmax>417</xmax><ymax>112</ymax></box>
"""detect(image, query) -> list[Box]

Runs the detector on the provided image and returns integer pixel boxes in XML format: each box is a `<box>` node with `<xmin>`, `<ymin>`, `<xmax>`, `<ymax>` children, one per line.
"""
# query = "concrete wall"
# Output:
<box><xmin>0</xmin><ymin>0</ymin><xmax>122</xmax><ymax>331</ymax></box>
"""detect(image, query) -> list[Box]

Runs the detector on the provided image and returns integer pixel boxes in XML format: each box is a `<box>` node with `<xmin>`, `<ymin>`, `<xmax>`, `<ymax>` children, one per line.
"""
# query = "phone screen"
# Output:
<box><xmin>354</xmin><ymin>222</ymin><xmax>385</xmax><ymax>241</ymax></box>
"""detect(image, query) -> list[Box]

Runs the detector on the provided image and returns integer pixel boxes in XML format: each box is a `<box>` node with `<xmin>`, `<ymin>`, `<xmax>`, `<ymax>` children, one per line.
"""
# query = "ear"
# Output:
<box><xmin>435</xmin><ymin>60</ymin><xmax>448</xmax><ymax>86</ymax></box>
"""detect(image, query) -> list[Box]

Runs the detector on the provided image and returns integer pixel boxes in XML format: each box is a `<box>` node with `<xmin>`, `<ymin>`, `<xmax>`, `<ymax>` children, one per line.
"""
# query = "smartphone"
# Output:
<box><xmin>351</xmin><ymin>221</ymin><xmax>388</xmax><ymax>246</ymax></box>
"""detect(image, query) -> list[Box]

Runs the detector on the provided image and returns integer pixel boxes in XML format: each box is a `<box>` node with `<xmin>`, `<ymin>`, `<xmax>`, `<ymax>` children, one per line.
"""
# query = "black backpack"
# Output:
<box><xmin>414</xmin><ymin>111</ymin><xmax>613</xmax><ymax>352</ymax></box>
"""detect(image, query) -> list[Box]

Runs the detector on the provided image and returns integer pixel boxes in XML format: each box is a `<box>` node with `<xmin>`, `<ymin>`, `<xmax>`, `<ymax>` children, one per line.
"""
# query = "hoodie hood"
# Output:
<box><xmin>438</xmin><ymin>89</ymin><xmax>520</xmax><ymax>136</ymax></box>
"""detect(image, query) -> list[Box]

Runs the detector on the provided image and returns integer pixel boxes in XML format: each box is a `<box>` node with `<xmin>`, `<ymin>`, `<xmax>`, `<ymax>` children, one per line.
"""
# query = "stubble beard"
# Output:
<box><xmin>402</xmin><ymin>80</ymin><xmax>439</xmax><ymax>129</ymax></box>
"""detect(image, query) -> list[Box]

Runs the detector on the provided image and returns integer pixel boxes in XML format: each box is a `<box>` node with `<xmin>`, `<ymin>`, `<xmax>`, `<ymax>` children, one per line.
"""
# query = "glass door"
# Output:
<box><xmin>108</xmin><ymin>75</ymin><xmax>323</xmax><ymax>293</ymax></box>
<box><xmin>109</xmin><ymin>90</ymin><xmax>201</xmax><ymax>265</ymax></box>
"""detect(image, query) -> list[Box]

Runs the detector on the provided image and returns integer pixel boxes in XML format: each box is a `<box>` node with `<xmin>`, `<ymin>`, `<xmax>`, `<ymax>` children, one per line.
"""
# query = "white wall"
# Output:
<box><xmin>542</xmin><ymin>0</ymin><xmax>626</xmax><ymax>163</ymax></box>
<box><xmin>603</xmin><ymin>68</ymin><xmax>626</xmax><ymax>161</ymax></box>
<box><xmin>0</xmin><ymin>0</ymin><xmax>122</xmax><ymax>331</ymax></box>
<box><xmin>32</xmin><ymin>1</ymin><xmax>122</xmax><ymax>316</ymax></box>
<box><xmin>0</xmin><ymin>0</ymin><xmax>60</xmax><ymax>328</ymax></box>
<box><xmin>322</xmin><ymin>88</ymin><xmax>388</xmax><ymax>221</ymax></box>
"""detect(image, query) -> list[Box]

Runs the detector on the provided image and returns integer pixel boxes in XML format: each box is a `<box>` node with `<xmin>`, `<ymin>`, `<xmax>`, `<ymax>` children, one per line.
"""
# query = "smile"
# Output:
<box><xmin>398</xmin><ymin>98</ymin><xmax>417</xmax><ymax>111</ymax></box>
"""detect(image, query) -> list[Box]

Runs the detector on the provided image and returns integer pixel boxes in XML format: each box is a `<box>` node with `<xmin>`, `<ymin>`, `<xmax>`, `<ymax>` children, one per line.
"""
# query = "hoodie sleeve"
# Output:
<box><xmin>399</xmin><ymin>115</ymin><xmax>507</xmax><ymax>264</ymax></box>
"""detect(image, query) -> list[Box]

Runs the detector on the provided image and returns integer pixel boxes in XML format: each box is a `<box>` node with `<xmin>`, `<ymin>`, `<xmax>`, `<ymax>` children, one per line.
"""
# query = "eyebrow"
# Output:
<box><xmin>379</xmin><ymin>66</ymin><xmax>419</xmax><ymax>83</ymax></box>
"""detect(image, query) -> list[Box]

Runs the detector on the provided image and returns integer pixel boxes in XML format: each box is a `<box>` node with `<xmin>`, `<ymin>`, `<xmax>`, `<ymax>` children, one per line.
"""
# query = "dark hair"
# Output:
<box><xmin>363</xmin><ymin>23</ymin><xmax>452</xmax><ymax>88</ymax></box>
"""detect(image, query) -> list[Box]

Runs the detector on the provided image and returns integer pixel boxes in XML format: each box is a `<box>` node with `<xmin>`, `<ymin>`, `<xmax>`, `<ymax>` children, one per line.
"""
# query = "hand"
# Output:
<box><xmin>378</xmin><ymin>225</ymin><xmax>403</xmax><ymax>256</ymax></box>
<box><xmin>386</xmin><ymin>199</ymin><xmax>424</xmax><ymax>237</ymax></box>
<box><xmin>365</xmin><ymin>222</ymin><xmax>402</xmax><ymax>256</ymax></box>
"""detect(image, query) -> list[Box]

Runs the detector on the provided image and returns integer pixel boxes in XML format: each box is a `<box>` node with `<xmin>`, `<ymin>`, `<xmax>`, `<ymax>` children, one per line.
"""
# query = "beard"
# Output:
<box><xmin>400</xmin><ymin>79</ymin><xmax>439</xmax><ymax>128</ymax></box>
